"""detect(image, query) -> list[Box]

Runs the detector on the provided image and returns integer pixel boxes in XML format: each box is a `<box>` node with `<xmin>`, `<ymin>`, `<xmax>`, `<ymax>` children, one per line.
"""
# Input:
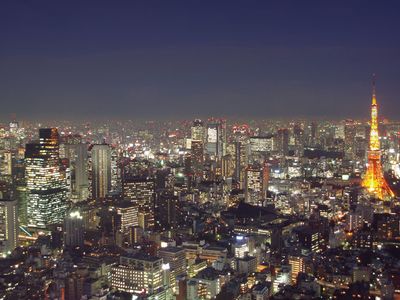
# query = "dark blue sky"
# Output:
<box><xmin>1</xmin><ymin>1</ymin><xmax>400</xmax><ymax>120</ymax></box>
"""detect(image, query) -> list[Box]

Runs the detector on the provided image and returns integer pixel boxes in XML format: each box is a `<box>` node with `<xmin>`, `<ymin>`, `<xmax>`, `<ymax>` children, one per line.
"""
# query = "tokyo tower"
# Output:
<box><xmin>362</xmin><ymin>76</ymin><xmax>394</xmax><ymax>200</ymax></box>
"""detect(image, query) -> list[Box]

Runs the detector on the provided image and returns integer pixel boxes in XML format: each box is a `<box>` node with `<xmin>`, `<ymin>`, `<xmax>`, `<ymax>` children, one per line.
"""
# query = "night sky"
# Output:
<box><xmin>1</xmin><ymin>1</ymin><xmax>400</xmax><ymax>120</ymax></box>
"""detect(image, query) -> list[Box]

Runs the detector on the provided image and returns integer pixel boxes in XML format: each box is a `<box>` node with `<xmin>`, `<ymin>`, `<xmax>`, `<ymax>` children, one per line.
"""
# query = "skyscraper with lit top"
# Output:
<box><xmin>26</xmin><ymin>128</ymin><xmax>68</xmax><ymax>228</ymax></box>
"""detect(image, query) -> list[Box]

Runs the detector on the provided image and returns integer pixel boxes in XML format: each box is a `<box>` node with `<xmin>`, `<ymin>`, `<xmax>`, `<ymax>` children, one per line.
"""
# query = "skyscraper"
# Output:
<box><xmin>0</xmin><ymin>199</ymin><xmax>18</xmax><ymax>257</ymax></box>
<box><xmin>64</xmin><ymin>209</ymin><xmax>84</xmax><ymax>248</ymax></box>
<box><xmin>191</xmin><ymin>119</ymin><xmax>206</xmax><ymax>142</ymax></box>
<box><xmin>276</xmin><ymin>128</ymin><xmax>289</xmax><ymax>156</ymax></box>
<box><xmin>191</xmin><ymin>140</ymin><xmax>204</xmax><ymax>177</ymax></box>
<box><xmin>90</xmin><ymin>144</ymin><xmax>111</xmax><ymax>199</ymax></box>
<box><xmin>64</xmin><ymin>143</ymin><xmax>89</xmax><ymax>201</ymax></box>
<box><xmin>154</xmin><ymin>192</ymin><xmax>179</xmax><ymax>231</ymax></box>
<box><xmin>362</xmin><ymin>77</ymin><xmax>394</xmax><ymax>200</ymax></box>
<box><xmin>26</xmin><ymin>128</ymin><xmax>68</xmax><ymax>228</ymax></box>
<box><xmin>123</xmin><ymin>177</ymin><xmax>155</xmax><ymax>229</ymax></box>
<box><xmin>206</xmin><ymin>120</ymin><xmax>225</xmax><ymax>160</ymax></box>
<box><xmin>245</xmin><ymin>163</ymin><xmax>269</xmax><ymax>204</ymax></box>
<box><xmin>344</xmin><ymin>119</ymin><xmax>356</xmax><ymax>159</ymax></box>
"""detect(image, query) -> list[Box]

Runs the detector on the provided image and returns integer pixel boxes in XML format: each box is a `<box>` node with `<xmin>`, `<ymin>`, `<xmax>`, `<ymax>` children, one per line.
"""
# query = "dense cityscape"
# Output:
<box><xmin>0</xmin><ymin>84</ymin><xmax>400</xmax><ymax>299</ymax></box>
<box><xmin>2</xmin><ymin>1</ymin><xmax>400</xmax><ymax>300</ymax></box>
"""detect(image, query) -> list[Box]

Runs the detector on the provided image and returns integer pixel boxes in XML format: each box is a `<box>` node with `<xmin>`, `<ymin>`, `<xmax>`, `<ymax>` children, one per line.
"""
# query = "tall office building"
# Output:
<box><xmin>245</xmin><ymin>163</ymin><xmax>269</xmax><ymax>204</ymax></box>
<box><xmin>155</xmin><ymin>192</ymin><xmax>179</xmax><ymax>231</ymax></box>
<box><xmin>64</xmin><ymin>143</ymin><xmax>89</xmax><ymax>201</ymax></box>
<box><xmin>276</xmin><ymin>128</ymin><xmax>289</xmax><ymax>156</ymax></box>
<box><xmin>158</xmin><ymin>247</ymin><xmax>186</xmax><ymax>290</ymax></box>
<box><xmin>191</xmin><ymin>119</ymin><xmax>206</xmax><ymax>142</ymax></box>
<box><xmin>26</xmin><ymin>128</ymin><xmax>68</xmax><ymax>228</ymax></box>
<box><xmin>0</xmin><ymin>199</ymin><xmax>18</xmax><ymax>257</ymax></box>
<box><xmin>206</xmin><ymin>120</ymin><xmax>225</xmax><ymax>160</ymax></box>
<box><xmin>90</xmin><ymin>144</ymin><xmax>111</xmax><ymax>199</ymax></box>
<box><xmin>344</xmin><ymin>120</ymin><xmax>357</xmax><ymax>158</ymax></box>
<box><xmin>309</xmin><ymin>121</ymin><xmax>318</xmax><ymax>146</ymax></box>
<box><xmin>293</xmin><ymin>123</ymin><xmax>304</xmax><ymax>156</ymax></box>
<box><xmin>191</xmin><ymin>140</ymin><xmax>204</xmax><ymax>177</ymax></box>
<box><xmin>123</xmin><ymin>177</ymin><xmax>155</xmax><ymax>229</ymax></box>
<box><xmin>64</xmin><ymin>209</ymin><xmax>84</xmax><ymax>248</ymax></box>
<box><xmin>115</xmin><ymin>201</ymin><xmax>139</xmax><ymax>233</ymax></box>
<box><xmin>235</xmin><ymin>135</ymin><xmax>249</xmax><ymax>183</ymax></box>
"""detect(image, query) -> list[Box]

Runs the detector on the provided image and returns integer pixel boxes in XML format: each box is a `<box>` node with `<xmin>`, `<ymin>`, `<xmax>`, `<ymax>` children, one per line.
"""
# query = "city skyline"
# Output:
<box><xmin>1</xmin><ymin>1</ymin><xmax>400</xmax><ymax>120</ymax></box>
<box><xmin>1</xmin><ymin>2</ymin><xmax>400</xmax><ymax>299</ymax></box>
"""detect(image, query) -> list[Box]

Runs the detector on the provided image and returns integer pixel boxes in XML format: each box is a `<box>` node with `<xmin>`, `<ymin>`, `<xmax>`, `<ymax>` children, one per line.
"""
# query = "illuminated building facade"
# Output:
<box><xmin>249</xmin><ymin>135</ymin><xmax>274</xmax><ymax>153</ymax></box>
<box><xmin>64</xmin><ymin>210</ymin><xmax>84</xmax><ymax>248</ymax></box>
<box><xmin>90</xmin><ymin>144</ymin><xmax>111</xmax><ymax>199</ymax></box>
<box><xmin>191</xmin><ymin>119</ymin><xmax>206</xmax><ymax>142</ymax></box>
<box><xmin>26</xmin><ymin>128</ymin><xmax>68</xmax><ymax>228</ymax></box>
<box><xmin>64</xmin><ymin>143</ymin><xmax>89</xmax><ymax>201</ymax></box>
<box><xmin>154</xmin><ymin>192</ymin><xmax>178</xmax><ymax>230</ymax></box>
<box><xmin>111</xmin><ymin>253</ymin><xmax>163</xmax><ymax>294</ymax></box>
<box><xmin>123</xmin><ymin>177</ymin><xmax>155</xmax><ymax>229</ymax></box>
<box><xmin>245</xmin><ymin>163</ymin><xmax>269</xmax><ymax>204</ymax></box>
<box><xmin>206</xmin><ymin>120</ymin><xmax>225</xmax><ymax>160</ymax></box>
<box><xmin>116</xmin><ymin>202</ymin><xmax>139</xmax><ymax>233</ymax></box>
<box><xmin>191</xmin><ymin>140</ymin><xmax>204</xmax><ymax>177</ymax></box>
<box><xmin>158</xmin><ymin>247</ymin><xmax>186</xmax><ymax>290</ymax></box>
<box><xmin>288</xmin><ymin>255</ymin><xmax>305</xmax><ymax>284</ymax></box>
<box><xmin>362</xmin><ymin>79</ymin><xmax>394</xmax><ymax>200</ymax></box>
<box><xmin>0</xmin><ymin>199</ymin><xmax>18</xmax><ymax>257</ymax></box>
<box><xmin>276</xmin><ymin>128</ymin><xmax>289</xmax><ymax>156</ymax></box>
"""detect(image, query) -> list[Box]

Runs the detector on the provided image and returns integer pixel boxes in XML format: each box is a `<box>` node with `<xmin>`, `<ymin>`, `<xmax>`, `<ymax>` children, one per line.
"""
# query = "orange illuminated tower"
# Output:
<box><xmin>362</xmin><ymin>76</ymin><xmax>394</xmax><ymax>200</ymax></box>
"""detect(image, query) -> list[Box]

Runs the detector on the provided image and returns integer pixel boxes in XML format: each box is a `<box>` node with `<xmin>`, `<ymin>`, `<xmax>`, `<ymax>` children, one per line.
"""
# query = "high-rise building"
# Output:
<box><xmin>90</xmin><ymin>144</ymin><xmax>111</xmax><ymax>199</ymax></box>
<box><xmin>191</xmin><ymin>140</ymin><xmax>204</xmax><ymax>177</ymax></box>
<box><xmin>115</xmin><ymin>201</ymin><xmax>139</xmax><ymax>233</ymax></box>
<box><xmin>0</xmin><ymin>199</ymin><xmax>18</xmax><ymax>257</ymax></box>
<box><xmin>64</xmin><ymin>143</ymin><xmax>89</xmax><ymax>201</ymax></box>
<box><xmin>191</xmin><ymin>119</ymin><xmax>206</xmax><ymax>142</ymax></box>
<box><xmin>234</xmin><ymin>136</ymin><xmax>250</xmax><ymax>184</ymax></box>
<box><xmin>249</xmin><ymin>135</ymin><xmax>274</xmax><ymax>154</ymax></box>
<box><xmin>206</xmin><ymin>120</ymin><xmax>225</xmax><ymax>160</ymax></box>
<box><xmin>245</xmin><ymin>163</ymin><xmax>269</xmax><ymax>204</ymax></box>
<box><xmin>344</xmin><ymin>120</ymin><xmax>356</xmax><ymax>158</ymax></box>
<box><xmin>309</xmin><ymin>121</ymin><xmax>318</xmax><ymax>146</ymax></box>
<box><xmin>26</xmin><ymin>128</ymin><xmax>68</xmax><ymax>228</ymax></box>
<box><xmin>123</xmin><ymin>177</ymin><xmax>155</xmax><ymax>229</ymax></box>
<box><xmin>158</xmin><ymin>246</ymin><xmax>186</xmax><ymax>290</ymax></box>
<box><xmin>362</xmin><ymin>77</ymin><xmax>394</xmax><ymax>200</ymax></box>
<box><xmin>155</xmin><ymin>192</ymin><xmax>179</xmax><ymax>231</ymax></box>
<box><xmin>276</xmin><ymin>128</ymin><xmax>289</xmax><ymax>156</ymax></box>
<box><xmin>64</xmin><ymin>209</ymin><xmax>84</xmax><ymax>248</ymax></box>
<box><xmin>293</xmin><ymin>123</ymin><xmax>304</xmax><ymax>156</ymax></box>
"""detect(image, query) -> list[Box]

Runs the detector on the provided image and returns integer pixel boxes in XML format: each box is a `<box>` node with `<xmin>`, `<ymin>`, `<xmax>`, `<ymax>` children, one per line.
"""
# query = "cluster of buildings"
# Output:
<box><xmin>0</xmin><ymin>88</ymin><xmax>399</xmax><ymax>299</ymax></box>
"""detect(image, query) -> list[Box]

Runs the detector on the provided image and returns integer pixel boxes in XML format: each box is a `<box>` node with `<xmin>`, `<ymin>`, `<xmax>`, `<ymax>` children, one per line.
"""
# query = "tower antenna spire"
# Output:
<box><xmin>372</xmin><ymin>73</ymin><xmax>377</xmax><ymax>105</ymax></box>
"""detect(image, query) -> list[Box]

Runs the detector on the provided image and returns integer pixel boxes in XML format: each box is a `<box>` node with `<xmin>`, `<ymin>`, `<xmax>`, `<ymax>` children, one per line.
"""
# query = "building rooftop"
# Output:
<box><xmin>158</xmin><ymin>246</ymin><xmax>185</xmax><ymax>253</ymax></box>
